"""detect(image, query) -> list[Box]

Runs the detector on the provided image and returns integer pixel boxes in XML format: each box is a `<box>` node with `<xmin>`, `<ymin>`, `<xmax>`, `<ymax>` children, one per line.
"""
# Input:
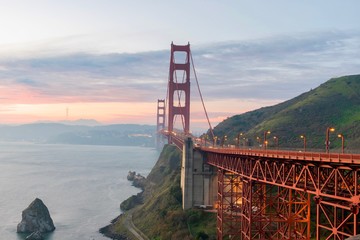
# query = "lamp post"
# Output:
<box><xmin>338</xmin><ymin>134</ymin><xmax>345</xmax><ymax>154</ymax></box>
<box><xmin>273</xmin><ymin>136</ymin><xmax>279</xmax><ymax>150</ymax></box>
<box><xmin>264</xmin><ymin>130</ymin><xmax>271</xmax><ymax>150</ymax></box>
<box><xmin>213</xmin><ymin>136</ymin><xmax>217</xmax><ymax>147</ymax></box>
<box><xmin>300</xmin><ymin>135</ymin><xmax>306</xmax><ymax>152</ymax></box>
<box><xmin>237</xmin><ymin>132</ymin><xmax>243</xmax><ymax>147</ymax></box>
<box><xmin>325</xmin><ymin>127</ymin><xmax>335</xmax><ymax>153</ymax></box>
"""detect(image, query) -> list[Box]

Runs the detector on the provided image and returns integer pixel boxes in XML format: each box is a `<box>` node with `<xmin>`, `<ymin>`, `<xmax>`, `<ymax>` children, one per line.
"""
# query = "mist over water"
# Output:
<box><xmin>0</xmin><ymin>142</ymin><xmax>158</xmax><ymax>240</ymax></box>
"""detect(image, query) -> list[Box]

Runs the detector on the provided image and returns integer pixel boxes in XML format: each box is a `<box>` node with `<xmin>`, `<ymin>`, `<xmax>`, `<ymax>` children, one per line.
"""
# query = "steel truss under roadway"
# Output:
<box><xmin>203</xmin><ymin>147</ymin><xmax>360</xmax><ymax>239</ymax></box>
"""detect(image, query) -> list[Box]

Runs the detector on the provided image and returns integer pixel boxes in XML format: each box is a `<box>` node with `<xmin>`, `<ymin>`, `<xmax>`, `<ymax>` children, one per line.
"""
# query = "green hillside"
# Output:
<box><xmin>212</xmin><ymin>75</ymin><xmax>360</xmax><ymax>152</ymax></box>
<box><xmin>105</xmin><ymin>144</ymin><xmax>216</xmax><ymax>240</ymax></box>
<box><xmin>132</xmin><ymin>145</ymin><xmax>216</xmax><ymax>239</ymax></box>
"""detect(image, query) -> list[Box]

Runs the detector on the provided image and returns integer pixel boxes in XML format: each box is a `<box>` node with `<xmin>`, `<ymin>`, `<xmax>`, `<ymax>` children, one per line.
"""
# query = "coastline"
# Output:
<box><xmin>100</xmin><ymin>171</ymin><xmax>147</xmax><ymax>239</ymax></box>
<box><xmin>99</xmin><ymin>215</ymin><xmax>129</xmax><ymax>240</ymax></box>
<box><xmin>99</xmin><ymin>144</ymin><xmax>200</xmax><ymax>239</ymax></box>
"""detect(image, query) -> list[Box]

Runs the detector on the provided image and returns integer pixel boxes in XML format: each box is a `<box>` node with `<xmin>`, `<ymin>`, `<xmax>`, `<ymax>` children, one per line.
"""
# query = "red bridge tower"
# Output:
<box><xmin>156</xmin><ymin>99</ymin><xmax>166</xmax><ymax>148</ymax></box>
<box><xmin>167</xmin><ymin>42</ymin><xmax>191</xmax><ymax>141</ymax></box>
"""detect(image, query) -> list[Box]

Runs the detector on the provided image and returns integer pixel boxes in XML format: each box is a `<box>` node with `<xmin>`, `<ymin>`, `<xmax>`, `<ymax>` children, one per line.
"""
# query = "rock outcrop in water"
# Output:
<box><xmin>127</xmin><ymin>171</ymin><xmax>146</xmax><ymax>189</ymax></box>
<box><xmin>17</xmin><ymin>198</ymin><xmax>55</xmax><ymax>235</ymax></box>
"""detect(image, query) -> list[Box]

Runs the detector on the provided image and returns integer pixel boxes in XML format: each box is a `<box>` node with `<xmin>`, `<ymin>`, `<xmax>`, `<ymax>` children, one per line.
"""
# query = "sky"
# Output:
<box><xmin>0</xmin><ymin>1</ymin><xmax>359</xmax><ymax>131</ymax></box>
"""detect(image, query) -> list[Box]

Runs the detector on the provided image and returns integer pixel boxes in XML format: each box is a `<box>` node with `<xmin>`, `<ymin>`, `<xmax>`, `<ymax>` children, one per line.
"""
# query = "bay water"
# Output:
<box><xmin>0</xmin><ymin>142</ymin><xmax>158</xmax><ymax>240</ymax></box>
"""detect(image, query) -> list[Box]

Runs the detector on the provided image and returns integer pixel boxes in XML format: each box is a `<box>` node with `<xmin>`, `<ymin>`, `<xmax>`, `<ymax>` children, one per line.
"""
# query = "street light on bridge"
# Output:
<box><xmin>237</xmin><ymin>132</ymin><xmax>243</xmax><ymax>147</ymax></box>
<box><xmin>325</xmin><ymin>127</ymin><xmax>335</xmax><ymax>153</ymax></box>
<box><xmin>263</xmin><ymin>130</ymin><xmax>271</xmax><ymax>150</ymax></box>
<box><xmin>338</xmin><ymin>134</ymin><xmax>345</xmax><ymax>154</ymax></box>
<box><xmin>300</xmin><ymin>135</ymin><xmax>306</xmax><ymax>152</ymax></box>
<box><xmin>273</xmin><ymin>136</ymin><xmax>279</xmax><ymax>150</ymax></box>
<box><xmin>213</xmin><ymin>136</ymin><xmax>218</xmax><ymax>147</ymax></box>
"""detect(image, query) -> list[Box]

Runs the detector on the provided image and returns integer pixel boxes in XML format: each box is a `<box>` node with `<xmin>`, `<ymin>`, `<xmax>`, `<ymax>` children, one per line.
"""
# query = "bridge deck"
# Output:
<box><xmin>199</xmin><ymin>146</ymin><xmax>360</xmax><ymax>165</ymax></box>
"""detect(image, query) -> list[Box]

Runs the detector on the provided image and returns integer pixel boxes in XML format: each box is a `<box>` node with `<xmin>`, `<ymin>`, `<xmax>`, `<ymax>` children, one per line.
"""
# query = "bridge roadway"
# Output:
<box><xmin>162</xmin><ymin>130</ymin><xmax>360</xmax><ymax>239</ymax></box>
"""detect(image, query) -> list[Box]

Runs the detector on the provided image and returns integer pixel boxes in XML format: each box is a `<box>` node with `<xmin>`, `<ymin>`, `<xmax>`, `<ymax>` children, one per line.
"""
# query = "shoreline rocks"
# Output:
<box><xmin>17</xmin><ymin>198</ymin><xmax>55</xmax><ymax>239</ymax></box>
<box><xmin>99</xmin><ymin>216</ymin><xmax>130</xmax><ymax>240</ymax></box>
<box><xmin>100</xmin><ymin>171</ymin><xmax>149</xmax><ymax>239</ymax></box>
<box><xmin>127</xmin><ymin>171</ymin><xmax>146</xmax><ymax>189</ymax></box>
<box><xmin>120</xmin><ymin>171</ymin><xmax>147</xmax><ymax>211</ymax></box>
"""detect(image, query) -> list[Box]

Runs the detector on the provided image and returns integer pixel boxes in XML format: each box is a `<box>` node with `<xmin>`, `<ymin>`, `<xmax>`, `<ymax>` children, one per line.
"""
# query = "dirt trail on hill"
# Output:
<box><xmin>124</xmin><ymin>209</ymin><xmax>149</xmax><ymax>240</ymax></box>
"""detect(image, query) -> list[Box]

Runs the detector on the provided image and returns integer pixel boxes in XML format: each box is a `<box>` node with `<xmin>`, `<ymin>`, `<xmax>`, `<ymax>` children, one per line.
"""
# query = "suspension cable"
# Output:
<box><xmin>190</xmin><ymin>50</ymin><xmax>215</xmax><ymax>140</ymax></box>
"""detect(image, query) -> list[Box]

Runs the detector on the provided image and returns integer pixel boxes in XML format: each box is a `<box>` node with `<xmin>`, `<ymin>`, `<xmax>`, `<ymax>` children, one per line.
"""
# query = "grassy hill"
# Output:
<box><xmin>0</xmin><ymin>123</ymin><xmax>155</xmax><ymax>147</ymax></box>
<box><xmin>106</xmin><ymin>144</ymin><xmax>216</xmax><ymax>240</ymax></box>
<box><xmin>212</xmin><ymin>75</ymin><xmax>360</xmax><ymax>152</ymax></box>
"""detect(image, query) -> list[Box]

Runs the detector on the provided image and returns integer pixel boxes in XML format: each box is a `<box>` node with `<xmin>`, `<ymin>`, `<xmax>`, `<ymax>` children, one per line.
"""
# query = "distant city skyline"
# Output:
<box><xmin>0</xmin><ymin>1</ymin><xmax>359</xmax><ymax>131</ymax></box>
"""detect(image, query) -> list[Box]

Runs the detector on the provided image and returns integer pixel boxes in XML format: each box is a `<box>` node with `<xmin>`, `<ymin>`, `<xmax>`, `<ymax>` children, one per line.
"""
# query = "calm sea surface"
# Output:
<box><xmin>0</xmin><ymin>142</ymin><xmax>158</xmax><ymax>240</ymax></box>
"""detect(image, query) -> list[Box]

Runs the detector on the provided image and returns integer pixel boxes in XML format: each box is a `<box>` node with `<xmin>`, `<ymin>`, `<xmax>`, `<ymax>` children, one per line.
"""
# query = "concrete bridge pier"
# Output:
<box><xmin>181</xmin><ymin>137</ymin><xmax>217</xmax><ymax>210</ymax></box>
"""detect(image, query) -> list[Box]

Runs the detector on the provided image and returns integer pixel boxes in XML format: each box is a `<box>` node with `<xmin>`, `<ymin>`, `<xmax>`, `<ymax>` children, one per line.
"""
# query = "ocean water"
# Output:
<box><xmin>0</xmin><ymin>142</ymin><xmax>158</xmax><ymax>240</ymax></box>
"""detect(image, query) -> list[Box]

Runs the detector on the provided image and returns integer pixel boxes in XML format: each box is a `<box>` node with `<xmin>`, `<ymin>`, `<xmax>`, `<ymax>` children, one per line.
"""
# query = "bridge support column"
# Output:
<box><xmin>181</xmin><ymin>137</ymin><xmax>194</xmax><ymax>209</ymax></box>
<box><xmin>217</xmin><ymin>169</ymin><xmax>242</xmax><ymax>239</ymax></box>
<box><xmin>275</xmin><ymin>188</ymin><xmax>311</xmax><ymax>239</ymax></box>
<box><xmin>241</xmin><ymin>181</ymin><xmax>311</xmax><ymax>240</ymax></box>
<box><xmin>314</xmin><ymin>166</ymin><xmax>360</xmax><ymax>239</ymax></box>
<box><xmin>181</xmin><ymin>137</ymin><xmax>217</xmax><ymax>210</ymax></box>
<box><xmin>315</xmin><ymin>196</ymin><xmax>360</xmax><ymax>239</ymax></box>
<box><xmin>241</xmin><ymin>178</ymin><xmax>252</xmax><ymax>240</ymax></box>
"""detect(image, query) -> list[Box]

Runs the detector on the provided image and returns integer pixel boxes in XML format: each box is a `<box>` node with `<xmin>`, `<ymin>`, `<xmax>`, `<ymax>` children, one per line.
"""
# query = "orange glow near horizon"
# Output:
<box><xmin>0</xmin><ymin>97</ymin><xmax>282</xmax><ymax>131</ymax></box>
<box><xmin>0</xmin><ymin>102</ymin><xmax>157</xmax><ymax>125</ymax></box>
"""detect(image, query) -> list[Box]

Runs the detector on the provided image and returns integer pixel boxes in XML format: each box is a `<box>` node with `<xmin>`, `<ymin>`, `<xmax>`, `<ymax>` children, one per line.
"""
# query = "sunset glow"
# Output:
<box><xmin>0</xmin><ymin>102</ymin><xmax>158</xmax><ymax>124</ymax></box>
<box><xmin>0</xmin><ymin>1</ymin><xmax>359</xmax><ymax>132</ymax></box>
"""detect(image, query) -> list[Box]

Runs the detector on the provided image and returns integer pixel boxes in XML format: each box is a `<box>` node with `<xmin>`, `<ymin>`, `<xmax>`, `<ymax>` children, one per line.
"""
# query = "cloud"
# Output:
<box><xmin>0</xmin><ymin>30</ymin><xmax>359</xmax><ymax>106</ymax></box>
<box><xmin>190</xmin><ymin>30</ymin><xmax>360</xmax><ymax>100</ymax></box>
<box><xmin>15</xmin><ymin>78</ymin><xmax>43</xmax><ymax>87</ymax></box>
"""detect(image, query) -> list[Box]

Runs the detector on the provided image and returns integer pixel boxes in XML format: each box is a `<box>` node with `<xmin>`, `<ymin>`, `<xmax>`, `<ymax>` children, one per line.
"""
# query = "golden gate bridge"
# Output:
<box><xmin>157</xmin><ymin>43</ymin><xmax>360</xmax><ymax>239</ymax></box>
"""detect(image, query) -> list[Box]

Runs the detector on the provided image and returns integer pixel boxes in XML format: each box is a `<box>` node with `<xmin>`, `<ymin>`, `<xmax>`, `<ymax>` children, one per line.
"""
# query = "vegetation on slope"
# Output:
<box><xmin>212</xmin><ymin>75</ymin><xmax>360</xmax><ymax>152</ymax></box>
<box><xmin>108</xmin><ymin>144</ymin><xmax>216</xmax><ymax>240</ymax></box>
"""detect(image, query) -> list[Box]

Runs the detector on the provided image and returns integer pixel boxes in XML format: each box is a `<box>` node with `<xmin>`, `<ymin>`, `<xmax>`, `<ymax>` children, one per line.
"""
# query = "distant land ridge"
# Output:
<box><xmin>0</xmin><ymin>123</ymin><xmax>155</xmax><ymax>147</ymax></box>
